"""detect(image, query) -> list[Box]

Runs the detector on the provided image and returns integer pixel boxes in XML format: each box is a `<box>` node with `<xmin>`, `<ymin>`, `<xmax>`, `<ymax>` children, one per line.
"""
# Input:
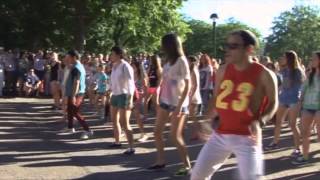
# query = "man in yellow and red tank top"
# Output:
<box><xmin>191</xmin><ymin>30</ymin><xmax>279</xmax><ymax>180</ymax></box>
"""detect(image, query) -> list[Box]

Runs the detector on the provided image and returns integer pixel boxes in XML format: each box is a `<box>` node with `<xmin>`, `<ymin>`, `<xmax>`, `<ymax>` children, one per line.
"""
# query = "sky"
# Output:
<box><xmin>180</xmin><ymin>0</ymin><xmax>320</xmax><ymax>37</ymax></box>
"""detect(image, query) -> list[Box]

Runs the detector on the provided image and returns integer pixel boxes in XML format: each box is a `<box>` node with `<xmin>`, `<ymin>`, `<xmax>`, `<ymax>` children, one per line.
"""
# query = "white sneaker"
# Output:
<box><xmin>80</xmin><ymin>131</ymin><xmax>94</xmax><ymax>140</ymax></box>
<box><xmin>58</xmin><ymin>128</ymin><xmax>76</xmax><ymax>135</ymax></box>
<box><xmin>120</xmin><ymin>131</ymin><xmax>126</xmax><ymax>138</ymax></box>
<box><xmin>137</xmin><ymin>134</ymin><xmax>149</xmax><ymax>142</ymax></box>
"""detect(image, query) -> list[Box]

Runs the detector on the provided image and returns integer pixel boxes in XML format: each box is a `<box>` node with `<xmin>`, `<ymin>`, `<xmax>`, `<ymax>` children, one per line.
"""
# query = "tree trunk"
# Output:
<box><xmin>74</xmin><ymin>0</ymin><xmax>87</xmax><ymax>52</ymax></box>
<box><xmin>113</xmin><ymin>19</ymin><xmax>125</xmax><ymax>47</ymax></box>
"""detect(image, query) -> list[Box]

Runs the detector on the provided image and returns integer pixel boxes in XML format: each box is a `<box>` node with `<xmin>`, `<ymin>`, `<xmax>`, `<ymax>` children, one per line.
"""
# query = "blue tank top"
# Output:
<box><xmin>75</xmin><ymin>61</ymin><xmax>86</xmax><ymax>94</ymax></box>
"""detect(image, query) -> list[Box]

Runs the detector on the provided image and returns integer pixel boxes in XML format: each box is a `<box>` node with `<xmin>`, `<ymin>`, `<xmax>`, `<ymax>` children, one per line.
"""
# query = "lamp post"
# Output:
<box><xmin>210</xmin><ymin>13</ymin><xmax>218</xmax><ymax>58</ymax></box>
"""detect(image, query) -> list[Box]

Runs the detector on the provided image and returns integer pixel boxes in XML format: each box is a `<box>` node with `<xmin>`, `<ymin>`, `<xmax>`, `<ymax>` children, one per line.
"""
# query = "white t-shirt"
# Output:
<box><xmin>110</xmin><ymin>60</ymin><xmax>135</xmax><ymax>96</ymax></box>
<box><xmin>160</xmin><ymin>56</ymin><xmax>191</xmax><ymax>107</ymax></box>
<box><xmin>191</xmin><ymin>68</ymin><xmax>202</xmax><ymax>104</ymax></box>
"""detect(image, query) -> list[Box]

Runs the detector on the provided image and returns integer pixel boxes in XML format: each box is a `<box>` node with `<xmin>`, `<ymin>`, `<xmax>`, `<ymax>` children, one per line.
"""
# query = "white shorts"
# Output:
<box><xmin>191</xmin><ymin>131</ymin><xmax>264</xmax><ymax>180</ymax></box>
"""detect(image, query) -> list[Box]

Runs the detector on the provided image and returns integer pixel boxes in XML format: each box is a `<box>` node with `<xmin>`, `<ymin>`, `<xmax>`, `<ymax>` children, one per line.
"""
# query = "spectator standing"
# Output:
<box><xmin>4</xmin><ymin>50</ymin><xmax>18</xmax><ymax>95</ymax></box>
<box><xmin>33</xmin><ymin>50</ymin><xmax>46</xmax><ymax>80</ymax></box>
<box><xmin>199</xmin><ymin>54</ymin><xmax>214</xmax><ymax>114</ymax></box>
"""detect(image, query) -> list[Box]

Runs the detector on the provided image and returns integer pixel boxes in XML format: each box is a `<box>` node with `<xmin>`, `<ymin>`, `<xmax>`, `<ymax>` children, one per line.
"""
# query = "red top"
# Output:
<box><xmin>215</xmin><ymin>62</ymin><xmax>264</xmax><ymax>135</ymax></box>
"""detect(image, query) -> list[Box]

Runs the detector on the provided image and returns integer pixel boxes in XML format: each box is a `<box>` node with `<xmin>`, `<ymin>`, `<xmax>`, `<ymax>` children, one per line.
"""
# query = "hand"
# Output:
<box><xmin>125</xmin><ymin>96</ymin><xmax>134</xmax><ymax>110</ymax></box>
<box><xmin>172</xmin><ymin>106</ymin><xmax>182</xmax><ymax>118</ymax></box>
<box><xmin>211</xmin><ymin>116</ymin><xmax>220</xmax><ymax>130</ymax></box>
<box><xmin>248</xmin><ymin>120</ymin><xmax>262</xmax><ymax>146</ymax></box>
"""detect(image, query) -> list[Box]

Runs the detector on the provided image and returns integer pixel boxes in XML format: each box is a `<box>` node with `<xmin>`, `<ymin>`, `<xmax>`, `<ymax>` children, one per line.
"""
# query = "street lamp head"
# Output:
<box><xmin>210</xmin><ymin>13</ymin><xmax>219</xmax><ymax>21</ymax></box>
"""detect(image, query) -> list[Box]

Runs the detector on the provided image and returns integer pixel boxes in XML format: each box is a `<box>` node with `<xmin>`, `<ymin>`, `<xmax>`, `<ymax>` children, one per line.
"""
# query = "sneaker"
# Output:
<box><xmin>137</xmin><ymin>134</ymin><xmax>149</xmax><ymax>142</ymax></box>
<box><xmin>147</xmin><ymin>164</ymin><xmax>166</xmax><ymax>171</ymax></box>
<box><xmin>291</xmin><ymin>149</ymin><xmax>301</xmax><ymax>158</ymax></box>
<box><xmin>120</xmin><ymin>131</ymin><xmax>126</xmax><ymax>138</ymax></box>
<box><xmin>265</xmin><ymin>142</ymin><xmax>278</xmax><ymax>150</ymax></box>
<box><xmin>109</xmin><ymin>143</ymin><xmax>122</xmax><ymax>148</ymax></box>
<box><xmin>123</xmin><ymin>148</ymin><xmax>135</xmax><ymax>155</ymax></box>
<box><xmin>174</xmin><ymin>167</ymin><xmax>191</xmax><ymax>177</ymax></box>
<box><xmin>58</xmin><ymin>128</ymin><xmax>76</xmax><ymax>135</ymax></box>
<box><xmin>80</xmin><ymin>130</ymin><xmax>94</xmax><ymax>140</ymax></box>
<box><xmin>292</xmin><ymin>156</ymin><xmax>309</xmax><ymax>165</ymax></box>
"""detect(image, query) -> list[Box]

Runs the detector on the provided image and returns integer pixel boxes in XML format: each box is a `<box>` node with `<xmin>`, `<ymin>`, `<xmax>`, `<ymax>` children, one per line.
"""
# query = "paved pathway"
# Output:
<box><xmin>0</xmin><ymin>98</ymin><xmax>319</xmax><ymax>180</ymax></box>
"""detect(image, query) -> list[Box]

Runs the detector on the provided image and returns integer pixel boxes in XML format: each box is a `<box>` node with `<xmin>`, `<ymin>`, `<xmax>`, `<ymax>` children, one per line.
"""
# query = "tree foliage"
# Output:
<box><xmin>184</xmin><ymin>18</ymin><xmax>262</xmax><ymax>59</ymax></box>
<box><xmin>86</xmin><ymin>0</ymin><xmax>190</xmax><ymax>54</ymax></box>
<box><xmin>265</xmin><ymin>6</ymin><xmax>320</xmax><ymax>62</ymax></box>
<box><xmin>0</xmin><ymin>0</ymin><xmax>190</xmax><ymax>53</ymax></box>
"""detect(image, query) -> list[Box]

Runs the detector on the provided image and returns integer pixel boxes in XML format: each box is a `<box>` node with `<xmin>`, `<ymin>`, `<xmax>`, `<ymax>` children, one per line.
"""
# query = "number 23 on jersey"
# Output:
<box><xmin>216</xmin><ymin>80</ymin><xmax>254</xmax><ymax>112</ymax></box>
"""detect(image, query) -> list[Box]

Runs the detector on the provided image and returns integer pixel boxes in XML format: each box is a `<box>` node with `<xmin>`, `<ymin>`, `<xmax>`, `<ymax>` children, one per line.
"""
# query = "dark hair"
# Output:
<box><xmin>150</xmin><ymin>55</ymin><xmax>161</xmax><ymax>70</ymax></box>
<box><xmin>161</xmin><ymin>33</ymin><xmax>184</xmax><ymax>65</ymax></box>
<box><xmin>266</xmin><ymin>62</ymin><xmax>276</xmax><ymax>71</ymax></box>
<box><xmin>131</xmin><ymin>60</ymin><xmax>144</xmax><ymax>80</ymax></box>
<box><xmin>19</xmin><ymin>51</ymin><xmax>26</xmax><ymax>59</ymax></box>
<box><xmin>66</xmin><ymin>49</ymin><xmax>80</xmax><ymax>59</ymax></box>
<box><xmin>188</xmin><ymin>56</ymin><xmax>198</xmax><ymax>71</ymax></box>
<box><xmin>252</xmin><ymin>56</ymin><xmax>260</xmax><ymax>62</ymax></box>
<box><xmin>230</xmin><ymin>30</ymin><xmax>259</xmax><ymax>48</ymax></box>
<box><xmin>111</xmin><ymin>46</ymin><xmax>125</xmax><ymax>59</ymax></box>
<box><xmin>309</xmin><ymin>52</ymin><xmax>320</xmax><ymax>86</ymax></box>
<box><xmin>284</xmin><ymin>50</ymin><xmax>300</xmax><ymax>85</ymax></box>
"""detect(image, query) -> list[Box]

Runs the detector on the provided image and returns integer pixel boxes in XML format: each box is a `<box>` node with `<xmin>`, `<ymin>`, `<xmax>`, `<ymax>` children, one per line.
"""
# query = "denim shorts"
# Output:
<box><xmin>280</xmin><ymin>102</ymin><xmax>297</xmax><ymax>108</ymax></box>
<box><xmin>159</xmin><ymin>102</ymin><xmax>189</xmax><ymax>114</ymax></box>
<box><xmin>111</xmin><ymin>94</ymin><xmax>131</xmax><ymax>109</ymax></box>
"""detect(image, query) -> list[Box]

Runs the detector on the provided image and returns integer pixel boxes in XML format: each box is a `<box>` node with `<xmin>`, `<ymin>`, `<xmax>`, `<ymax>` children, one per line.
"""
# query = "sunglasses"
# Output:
<box><xmin>224</xmin><ymin>43</ymin><xmax>244</xmax><ymax>50</ymax></box>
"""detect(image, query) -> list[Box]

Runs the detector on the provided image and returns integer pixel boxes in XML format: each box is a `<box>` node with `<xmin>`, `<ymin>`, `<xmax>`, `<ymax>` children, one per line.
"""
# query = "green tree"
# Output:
<box><xmin>184</xmin><ymin>18</ymin><xmax>261</xmax><ymax>59</ymax></box>
<box><xmin>265</xmin><ymin>6</ymin><xmax>320</xmax><ymax>62</ymax></box>
<box><xmin>0</xmin><ymin>0</ymin><xmax>190</xmax><ymax>53</ymax></box>
<box><xmin>86</xmin><ymin>0</ymin><xmax>190</xmax><ymax>54</ymax></box>
<box><xmin>183</xmin><ymin>19</ymin><xmax>212</xmax><ymax>56</ymax></box>
<box><xmin>0</xmin><ymin>0</ymin><xmax>73</xmax><ymax>49</ymax></box>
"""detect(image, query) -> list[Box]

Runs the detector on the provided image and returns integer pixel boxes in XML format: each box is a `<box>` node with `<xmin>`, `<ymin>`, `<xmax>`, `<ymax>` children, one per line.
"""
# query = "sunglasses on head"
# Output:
<box><xmin>224</xmin><ymin>43</ymin><xmax>244</xmax><ymax>50</ymax></box>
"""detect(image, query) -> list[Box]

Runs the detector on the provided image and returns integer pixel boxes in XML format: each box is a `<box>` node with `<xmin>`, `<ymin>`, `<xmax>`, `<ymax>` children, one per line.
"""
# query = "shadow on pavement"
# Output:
<box><xmin>0</xmin><ymin>100</ymin><xmax>320</xmax><ymax>180</ymax></box>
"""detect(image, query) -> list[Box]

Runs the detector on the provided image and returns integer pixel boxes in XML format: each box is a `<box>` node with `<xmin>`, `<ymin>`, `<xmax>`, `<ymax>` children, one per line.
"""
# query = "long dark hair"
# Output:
<box><xmin>285</xmin><ymin>50</ymin><xmax>299</xmax><ymax>83</ymax></box>
<box><xmin>309</xmin><ymin>52</ymin><xmax>320</xmax><ymax>86</ymax></box>
<box><xmin>161</xmin><ymin>33</ymin><xmax>184</xmax><ymax>65</ymax></box>
<box><xmin>150</xmin><ymin>55</ymin><xmax>161</xmax><ymax>71</ymax></box>
<box><xmin>131</xmin><ymin>60</ymin><xmax>144</xmax><ymax>80</ymax></box>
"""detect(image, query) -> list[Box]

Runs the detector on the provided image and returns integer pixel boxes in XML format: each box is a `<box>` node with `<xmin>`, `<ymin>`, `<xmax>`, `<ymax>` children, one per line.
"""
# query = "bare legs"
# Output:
<box><xmin>153</xmin><ymin>107</ymin><xmax>191</xmax><ymax>168</ymax></box>
<box><xmin>111</xmin><ymin>106</ymin><xmax>134</xmax><ymax>148</ymax></box>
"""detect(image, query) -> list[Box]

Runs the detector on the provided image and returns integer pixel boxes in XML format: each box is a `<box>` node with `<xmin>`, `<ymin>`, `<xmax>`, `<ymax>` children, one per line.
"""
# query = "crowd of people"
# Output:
<box><xmin>0</xmin><ymin>29</ymin><xmax>319</xmax><ymax>179</ymax></box>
